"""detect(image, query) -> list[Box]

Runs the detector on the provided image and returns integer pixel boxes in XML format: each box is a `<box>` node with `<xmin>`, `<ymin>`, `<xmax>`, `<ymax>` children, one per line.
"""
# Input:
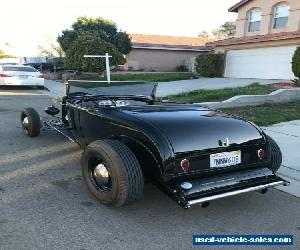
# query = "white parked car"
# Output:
<box><xmin>0</xmin><ymin>65</ymin><xmax>44</xmax><ymax>87</ymax></box>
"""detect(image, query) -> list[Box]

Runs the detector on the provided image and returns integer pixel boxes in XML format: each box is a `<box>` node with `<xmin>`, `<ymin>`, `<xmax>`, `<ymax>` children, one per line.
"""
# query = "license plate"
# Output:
<box><xmin>19</xmin><ymin>75</ymin><xmax>29</xmax><ymax>79</ymax></box>
<box><xmin>210</xmin><ymin>150</ymin><xmax>241</xmax><ymax>168</ymax></box>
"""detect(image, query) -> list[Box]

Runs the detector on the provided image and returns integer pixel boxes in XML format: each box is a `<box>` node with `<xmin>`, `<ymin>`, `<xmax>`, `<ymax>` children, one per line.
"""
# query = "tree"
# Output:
<box><xmin>198</xmin><ymin>21</ymin><xmax>236</xmax><ymax>41</ymax></box>
<box><xmin>38</xmin><ymin>39</ymin><xmax>64</xmax><ymax>57</ymax></box>
<box><xmin>0</xmin><ymin>49</ymin><xmax>14</xmax><ymax>59</ymax></box>
<box><xmin>198</xmin><ymin>30</ymin><xmax>210</xmax><ymax>39</ymax></box>
<box><xmin>57</xmin><ymin>16</ymin><xmax>132</xmax><ymax>55</ymax></box>
<box><xmin>212</xmin><ymin>21</ymin><xmax>236</xmax><ymax>40</ymax></box>
<box><xmin>64</xmin><ymin>36</ymin><xmax>125</xmax><ymax>72</ymax></box>
<box><xmin>292</xmin><ymin>47</ymin><xmax>300</xmax><ymax>82</ymax></box>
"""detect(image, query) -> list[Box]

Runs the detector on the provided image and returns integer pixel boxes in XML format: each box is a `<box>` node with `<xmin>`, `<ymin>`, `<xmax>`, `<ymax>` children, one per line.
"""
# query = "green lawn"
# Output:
<box><xmin>221</xmin><ymin>101</ymin><xmax>300</xmax><ymax>126</ymax></box>
<box><xmin>165</xmin><ymin>83</ymin><xmax>276</xmax><ymax>103</ymax></box>
<box><xmin>82</xmin><ymin>72</ymin><xmax>198</xmax><ymax>82</ymax></box>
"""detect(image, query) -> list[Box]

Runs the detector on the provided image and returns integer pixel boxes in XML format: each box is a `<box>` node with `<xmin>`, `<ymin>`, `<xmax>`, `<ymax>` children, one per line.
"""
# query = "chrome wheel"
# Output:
<box><xmin>89</xmin><ymin>160</ymin><xmax>112</xmax><ymax>191</ymax></box>
<box><xmin>22</xmin><ymin>116</ymin><xmax>29</xmax><ymax>134</ymax></box>
<box><xmin>94</xmin><ymin>163</ymin><xmax>110</xmax><ymax>185</ymax></box>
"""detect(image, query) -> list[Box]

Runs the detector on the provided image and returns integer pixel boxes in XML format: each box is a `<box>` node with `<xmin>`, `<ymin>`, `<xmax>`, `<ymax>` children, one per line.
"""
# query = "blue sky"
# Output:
<box><xmin>0</xmin><ymin>0</ymin><xmax>238</xmax><ymax>56</ymax></box>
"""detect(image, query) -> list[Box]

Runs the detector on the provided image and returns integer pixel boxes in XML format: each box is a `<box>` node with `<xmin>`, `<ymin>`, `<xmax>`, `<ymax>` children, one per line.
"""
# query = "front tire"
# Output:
<box><xmin>81</xmin><ymin>140</ymin><xmax>144</xmax><ymax>207</ymax></box>
<box><xmin>267</xmin><ymin>135</ymin><xmax>282</xmax><ymax>173</ymax></box>
<box><xmin>20</xmin><ymin>108</ymin><xmax>41</xmax><ymax>137</ymax></box>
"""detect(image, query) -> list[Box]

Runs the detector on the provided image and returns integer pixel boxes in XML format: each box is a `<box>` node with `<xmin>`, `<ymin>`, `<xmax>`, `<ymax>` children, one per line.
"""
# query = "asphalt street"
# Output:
<box><xmin>0</xmin><ymin>89</ymin><xmax>299</xmax><ymax>250</ymax></box>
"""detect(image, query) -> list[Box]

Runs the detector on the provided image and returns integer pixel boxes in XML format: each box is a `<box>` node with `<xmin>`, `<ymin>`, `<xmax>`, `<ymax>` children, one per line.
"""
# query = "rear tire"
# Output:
<box><xmin>267</xmin><ymin>135</ymin><xmax>282</xmax><ymax>173</ymax></box>
<box><xmin>20</xmin><ymin>108</ymin><xmax>41</xmax><ymax>137</ymax></box>
<box><xmin>81</xmin><ymin>140</ymin><xmax>144</xmax><ymax>207</ymax></box>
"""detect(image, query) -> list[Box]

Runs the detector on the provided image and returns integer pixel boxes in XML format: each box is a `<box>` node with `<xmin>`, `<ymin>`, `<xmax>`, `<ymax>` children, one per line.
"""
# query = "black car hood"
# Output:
<box><xmin>121</xmin><ymin>105</ymin><xmax>263</xmax><ymax>153</ymax></box>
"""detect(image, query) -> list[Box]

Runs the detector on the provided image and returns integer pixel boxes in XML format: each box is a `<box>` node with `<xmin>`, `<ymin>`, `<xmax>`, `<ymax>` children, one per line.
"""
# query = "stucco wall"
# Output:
<box><xmin>125</xmin><ymin>49</ymin><xmax>205</xmax><ymax>72</ymax></box>
<box><xmin>235</xmin><ymin>0</ymin><xmax>300</xmax><ymax>37</ymax></box>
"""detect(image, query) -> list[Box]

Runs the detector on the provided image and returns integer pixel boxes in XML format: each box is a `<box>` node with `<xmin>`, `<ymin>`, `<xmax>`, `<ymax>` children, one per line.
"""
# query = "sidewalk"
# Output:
<box><xmin>156</xmin><ymin>78</ymin><xmax>283</xmax><ymax>97</ymax></box>
<box><xmin>263</xmin><ymin>120</ymin><xmax>300</xmax><ymax>198</ymax></box>
<box><xmin>44</xmin><ymin>80</ymin><xmax>65</xmax><ymax>97</ymax></box>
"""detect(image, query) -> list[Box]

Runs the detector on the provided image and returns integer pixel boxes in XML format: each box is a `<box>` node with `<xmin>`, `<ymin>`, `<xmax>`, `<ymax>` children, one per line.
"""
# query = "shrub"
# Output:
<box><xmin>292</xmin><ymin>47</ymin><xmax>300</xmax><ymax>82</ymax></box>
<box><xmin>195</xmin><ymin>53</ymin><xmax>224</xmax><ymax>77</ymax></box>
<box><xmin>65</xmin><ymin>36</ymin><xmax>125</xmax><ymax>72</ymax></box>
<box><xmin>175</xmin><ymin>65</ymin><xmax>188</xmax><ymax>72</ymax></box>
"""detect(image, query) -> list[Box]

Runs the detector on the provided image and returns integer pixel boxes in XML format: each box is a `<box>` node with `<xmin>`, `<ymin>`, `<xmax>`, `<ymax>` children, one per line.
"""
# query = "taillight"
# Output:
<box><xmin>38</xmin><ymin>74</ymin><xmax>44</xmax><ymax>78</ymax></box>
<box><xmin>257</xmin><ymin>149</ymin><xmax>265</xmax><ymax>160</ymax></box>
<box><xmin>181</xmin><ymin>159</ymin><xmax>190</xmax><ymax>172</ymax></box>
<box><xmin>0</xmin><ymin>73</ymin><xmax>12</xmax><ymax>77</ymax></box>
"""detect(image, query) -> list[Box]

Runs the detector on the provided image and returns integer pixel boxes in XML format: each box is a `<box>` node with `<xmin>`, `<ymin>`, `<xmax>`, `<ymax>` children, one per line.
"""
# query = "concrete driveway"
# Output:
<box><xmin>263</xmin><ymin>121</ymin><xmax>300</xmax><ymax>198</ymax></box>
<box><xmin>44</xmin><ymin>78</ymin><xmax>282</xmax><ymax>98</ymax></box>
<box><xmin>0</xmin><ymin>89</ymin><xmax>299</xmax><ymax>250</ymax></box>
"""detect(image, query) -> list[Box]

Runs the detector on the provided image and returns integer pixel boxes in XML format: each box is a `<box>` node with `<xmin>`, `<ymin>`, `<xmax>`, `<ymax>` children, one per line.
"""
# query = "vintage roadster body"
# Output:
<box><xmin>20</xmin><ymin>81</ymin><xmax>288</xmax><ymax>209</ymax></box>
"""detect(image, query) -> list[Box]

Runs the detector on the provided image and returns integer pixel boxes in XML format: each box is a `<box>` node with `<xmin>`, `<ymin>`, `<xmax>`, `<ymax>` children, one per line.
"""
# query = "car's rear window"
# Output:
<box><xmin>2</xmin><ymin>66</ymin><xmax>38</xmax><ymax>72</ymax></box>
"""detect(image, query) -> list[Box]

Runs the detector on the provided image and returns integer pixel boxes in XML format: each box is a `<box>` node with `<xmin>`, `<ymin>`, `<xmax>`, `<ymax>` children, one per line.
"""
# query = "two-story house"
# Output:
<box><xmin>210</xmin><ymin>0</ymin><xmax>300</xmax><ymax>79</ymax></box>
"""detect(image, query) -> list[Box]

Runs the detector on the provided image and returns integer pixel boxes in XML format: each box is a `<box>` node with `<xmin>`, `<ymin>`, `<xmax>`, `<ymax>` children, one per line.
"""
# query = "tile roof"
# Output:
<box><xmin>130</xmin><ymin>34</ymin><xmax>212</xmax><ymax>51</ymax></box>
<box><xmin>206</xmin><ymin>31</ymin><xmax>300</xmax><ymax>47</ymax></box>
<box><xmin>229</xmin><ymin>0</ymin><xmax>252</xmax><ymax>12</ymax></box>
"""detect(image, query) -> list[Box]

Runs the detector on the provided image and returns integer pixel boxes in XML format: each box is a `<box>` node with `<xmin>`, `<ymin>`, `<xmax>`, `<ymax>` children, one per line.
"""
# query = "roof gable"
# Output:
<box><xmin>130</xmin><ymin>34</ymin><xmax>210</xmax><ymax>46</ymax></box>
<box><xmin>229</xmin><ymin>0</ymin><xmax>252</xmax><ymax>12</ymax></box>
<box><xmin>129</xmin><ymin>34</ymin><xmax>212</xmax><ymax>51</ymax></box>
<box><xmin>206</xmin><ymin>31</ymin><xmax>300</xmax><ymax>47</ymax></box>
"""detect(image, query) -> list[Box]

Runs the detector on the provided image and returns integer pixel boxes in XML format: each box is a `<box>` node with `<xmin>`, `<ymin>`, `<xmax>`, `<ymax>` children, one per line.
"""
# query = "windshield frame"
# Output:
<box><xmin>66</xmin><ymin>80</ymin><xmax>158</xmax><ymax>101</ymax></box>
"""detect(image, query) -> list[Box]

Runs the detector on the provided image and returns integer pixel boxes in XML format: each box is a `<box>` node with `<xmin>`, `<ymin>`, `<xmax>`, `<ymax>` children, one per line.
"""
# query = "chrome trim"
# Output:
<box><xmin>94</xmin><ymin>163</ymin><xmax>110</xmax><ymax>186</ymax></box>
<box><xmin>187</xmin><ymin>180</ymin><xmax>287</xmax><ymax>207</ymax></box>
<box><xmin>22</xmin><ymin>116</ymin><xmax>29</xmax><ymax>125</ymax></box>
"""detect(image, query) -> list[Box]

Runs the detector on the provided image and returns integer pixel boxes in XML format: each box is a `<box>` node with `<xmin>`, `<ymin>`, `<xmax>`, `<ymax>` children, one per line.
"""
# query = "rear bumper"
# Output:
<box><xmin>157</xmin><ymin>168</ymin><xmax>289</xmax><ymax>209</ymax></box>
<box><xmin>187</xmin><ymin>180</ymin><xmax>285</xmax><ymax>206</ymax></box>
<box><xmin>0</xmin><ymin>78</ymin><xmax>44</xmax><ymax>86</ymax></box>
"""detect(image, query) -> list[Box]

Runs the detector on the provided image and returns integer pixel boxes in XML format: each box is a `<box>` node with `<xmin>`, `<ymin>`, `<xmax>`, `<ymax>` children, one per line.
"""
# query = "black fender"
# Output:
<box><xmin>110</xmin><ymin>135</ymin><xmax>164</xmax><ymax>179</ymax></box>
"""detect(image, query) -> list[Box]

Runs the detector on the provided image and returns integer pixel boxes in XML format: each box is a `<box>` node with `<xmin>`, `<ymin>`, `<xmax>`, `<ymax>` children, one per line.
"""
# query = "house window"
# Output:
<box><xmin>248</xmin><ymin>9</ymin><xmax>262</xmax><ymax>32</ymax></box>
<box><xmin>273</xmin><ymin>4</ymin><xmax>289</xmax><ymax>29</ymax></box>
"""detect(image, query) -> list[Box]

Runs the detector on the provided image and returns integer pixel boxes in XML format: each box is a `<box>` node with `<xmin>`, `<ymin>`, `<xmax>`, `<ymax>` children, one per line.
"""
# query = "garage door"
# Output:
<box><xmin>225</xmin><ymin>46</ymin><xmax>297</xmax><ymax>79</ymax></box>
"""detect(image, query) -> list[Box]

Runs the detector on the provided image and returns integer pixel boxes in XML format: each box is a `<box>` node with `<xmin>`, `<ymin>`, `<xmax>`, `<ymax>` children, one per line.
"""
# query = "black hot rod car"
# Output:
<box><xmin>20</xmin><ymin>81</ymin><xmax>288</xmax><ymax>209</ymax></box>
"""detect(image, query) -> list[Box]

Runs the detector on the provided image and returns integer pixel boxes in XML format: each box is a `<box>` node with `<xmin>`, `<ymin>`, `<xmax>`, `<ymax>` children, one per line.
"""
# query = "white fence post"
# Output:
<box><xmin>83</xmin><ymin>53</ymin><xmax>112</xmax><ymax>84</ymax></box>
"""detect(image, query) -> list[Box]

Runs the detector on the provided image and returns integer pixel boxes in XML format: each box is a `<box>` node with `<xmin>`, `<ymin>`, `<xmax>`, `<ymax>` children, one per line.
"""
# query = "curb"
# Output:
<box><xmin>197</xmin><ymin>88</ymin><xmax>300</xmax><ymax>109</ymax></box>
